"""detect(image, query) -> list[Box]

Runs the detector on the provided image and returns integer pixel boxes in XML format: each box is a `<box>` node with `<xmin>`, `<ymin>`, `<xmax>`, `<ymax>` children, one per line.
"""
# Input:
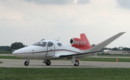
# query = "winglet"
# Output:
<box><xmin>89</xmin><ymin>32</ymin><xmax>125</xmax><ymax>52</ymax></box>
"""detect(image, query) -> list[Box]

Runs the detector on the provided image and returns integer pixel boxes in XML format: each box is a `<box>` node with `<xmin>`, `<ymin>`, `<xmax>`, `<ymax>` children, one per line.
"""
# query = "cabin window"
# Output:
<box><xmin>48</xmin><ymin>42</ymin><xmax>53</xmax><ymax>47</ymax></box>
<box><xmin>57</xmin><ymin>43</ymin><xmax>62</xmax><ymax>46</ymax></box>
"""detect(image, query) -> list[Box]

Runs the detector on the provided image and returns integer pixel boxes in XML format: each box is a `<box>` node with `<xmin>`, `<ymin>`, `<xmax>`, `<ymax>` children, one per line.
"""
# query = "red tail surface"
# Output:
<box><xmin>70</xmin><ymin>33</ymin><xmax>91</xmax><ymax>50</ymax></box>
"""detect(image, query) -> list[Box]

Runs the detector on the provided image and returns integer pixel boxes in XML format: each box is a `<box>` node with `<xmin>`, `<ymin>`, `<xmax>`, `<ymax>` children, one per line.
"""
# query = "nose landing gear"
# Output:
<box><xmin>24</xmin><ymin>60</ymin><xmax>30</xmax><ymax>66</ymax></box>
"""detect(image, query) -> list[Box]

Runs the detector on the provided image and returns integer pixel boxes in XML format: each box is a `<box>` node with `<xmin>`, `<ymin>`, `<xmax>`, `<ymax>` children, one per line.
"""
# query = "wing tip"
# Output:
<box><xmin>120</xmin><ymin>32</ymin><xmax>125</xmax><ymax>34</ymax></box>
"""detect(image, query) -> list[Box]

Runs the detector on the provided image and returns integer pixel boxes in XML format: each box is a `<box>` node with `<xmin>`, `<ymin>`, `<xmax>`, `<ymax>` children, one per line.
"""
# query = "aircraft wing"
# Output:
<box><xmin>59</xmin><ymin>32</ymin><xmax>125</xmax><ymax>58</ymax></box>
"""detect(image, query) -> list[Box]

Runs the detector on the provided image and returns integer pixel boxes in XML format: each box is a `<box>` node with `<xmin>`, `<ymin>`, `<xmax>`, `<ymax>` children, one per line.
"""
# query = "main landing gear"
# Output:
<box><xmin>72</xmin><ymin>56</ymin><xmax>80</xmax><ymax>66</ymax></box>
<box><xmin>43</xmin><ymin>60</ymin><xmax>51</xmax><ymax>66</ymax></box>
<box><xmin>74</xmin><ymin>60</ymin><xmax>79</xmax><ymax>66</ymax></box>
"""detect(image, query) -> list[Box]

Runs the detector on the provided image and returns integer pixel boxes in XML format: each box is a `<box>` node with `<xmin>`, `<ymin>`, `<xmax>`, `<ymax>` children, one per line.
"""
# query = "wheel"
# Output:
<box><xmin>24</xmin><ymin>60</ymin><xmax>29</xmax><ymax>66</ymax></box>
<box><xmin>45</xmin><ymin>60</ymin><xmax>51</xmax><ymax>66</ymax></box>
<box><xmin>74</xmin><ymin>60</ymin><xmax>79</xmax><ymax>66</ymax></box>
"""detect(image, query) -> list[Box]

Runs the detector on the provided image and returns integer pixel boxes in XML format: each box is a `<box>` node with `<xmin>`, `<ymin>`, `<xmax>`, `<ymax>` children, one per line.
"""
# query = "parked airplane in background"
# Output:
<box><xmin>13</xmin><ymin>32</ymin><xmax>125</xmax><ymax>66</ymax></box>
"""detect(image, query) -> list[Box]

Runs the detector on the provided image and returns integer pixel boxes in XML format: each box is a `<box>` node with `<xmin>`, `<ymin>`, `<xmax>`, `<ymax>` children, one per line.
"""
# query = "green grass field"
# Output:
<box><xmin>0</xmin><ymin>52</ymin><xmax>11</xmax><ymax>54</ymax></box>
<box><xmin>0</xmin><ymin>68</ymin><xmax>130</xmax><ymax>80</ymax></box>
<box><xmin>81</xmin><ymin>57</ymin><xmax>130</xmax><ymax>62</ymax></box>
<box><xmin>0</xmin><ymin>56</ymin><xmax>21</xmax><ymax>59</ymax></box>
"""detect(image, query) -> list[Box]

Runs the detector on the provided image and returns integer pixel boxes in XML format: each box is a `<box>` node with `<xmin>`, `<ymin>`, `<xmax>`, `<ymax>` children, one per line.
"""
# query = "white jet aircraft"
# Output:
<box><xmin>12</xmin><ymin>32</ymin><xmax>125</xmax><ymax>66</ymax></box>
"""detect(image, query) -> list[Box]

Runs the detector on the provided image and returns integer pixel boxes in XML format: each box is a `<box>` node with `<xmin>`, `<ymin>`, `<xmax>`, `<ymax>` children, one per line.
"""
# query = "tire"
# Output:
<box><xmin>45</xmin><ymin>60</ymin><xmax>51</xmax><ymax>66</ymax></box>
<box><xmin>24</xmin><ymin>61</ymin><xmax>29</xmax><ymax>66</ymax></box>
<box><xmin>74</xmin><ymin>60</ymin><xmax>79</xmax><ymax>66</ymax></box>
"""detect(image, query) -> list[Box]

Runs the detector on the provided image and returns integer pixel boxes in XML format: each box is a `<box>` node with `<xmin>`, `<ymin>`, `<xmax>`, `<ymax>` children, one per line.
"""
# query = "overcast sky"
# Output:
<box><xmin>0</xmin><ymin>0</ymin><xmax>130</xmax><ymax>47</ymax></box>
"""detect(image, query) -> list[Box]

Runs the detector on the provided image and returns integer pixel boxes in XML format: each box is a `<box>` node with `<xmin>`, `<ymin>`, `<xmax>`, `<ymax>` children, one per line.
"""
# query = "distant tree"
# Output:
<box><xmin>0</xmin><ymin>46</ymin><xmax>11</xmax><ymax>51</ymax></box>
<box><xmin>111</xmin><ymin>47</ymin><xmax>119</xmax><ymax>51</ymax></box>
<box><xmin>11</xmin><ymin>42</ymin><xmax>25</xmax><ymax>50</ymax></box>
<box><xmin>122</xmin><ymin>47</ymin><xmax>130</xmax><ymax>51</ymax></box>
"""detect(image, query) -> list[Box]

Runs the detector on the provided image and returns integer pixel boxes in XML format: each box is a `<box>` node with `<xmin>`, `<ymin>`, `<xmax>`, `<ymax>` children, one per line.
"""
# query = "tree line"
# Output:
<box><xmin>92</xmin><ymin>44</ymin><xmax>130</xmax><ymax>51</ymax></box>
<box><xmin>0</xmin><ymin>42</ymin><xmax>25</xmax><ymax>52</ymax></box>
<box><xmin>104</xmin><ymin>47</ymin><xmax>130</xmax><ymax>51</ymax></box>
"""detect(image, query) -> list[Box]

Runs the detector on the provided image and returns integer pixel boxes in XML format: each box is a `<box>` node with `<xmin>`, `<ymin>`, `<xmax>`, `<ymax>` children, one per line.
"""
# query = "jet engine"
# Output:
<box><xmin>70</xmin><ymin>33</ymin><xmax>91</xmax><ymax>50</ymax></box>
<box><xmin>70</xmin><ymin>38</ymin><xmax>87</xmax><ymax>49</ymax></box>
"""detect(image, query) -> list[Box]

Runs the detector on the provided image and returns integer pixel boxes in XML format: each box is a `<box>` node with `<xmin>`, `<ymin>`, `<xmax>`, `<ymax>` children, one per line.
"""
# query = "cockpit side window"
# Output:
<box><xmin>33</xmin><ymin>42</ymin><xmax>46</xmax><ymax>47</ymax></box>
<box><xmin>48</xmin><ymin>42</ymin><xmax>53</xmax><ymax>47</ymax></box>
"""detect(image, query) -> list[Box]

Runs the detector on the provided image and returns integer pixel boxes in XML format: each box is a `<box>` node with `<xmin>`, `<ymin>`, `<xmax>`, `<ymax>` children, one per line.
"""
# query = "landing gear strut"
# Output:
<box><xmin>44</xmin><ymin>60</ymin><xmax>51</xmax><ymax>66</ymax></box>
<box><xmin>72</xmin><ymin>56</ymin><xmax>80</xmax><ymax>66</ymax></box>
<box><xmin>24</xmin><ymin>60</ymin><xmax>30</xmax><ymax>66</ymax></box>
<box><xmin>74</xmin><ymin>60</ymin><xmax>79</xmax><ymax>66</ymax></box>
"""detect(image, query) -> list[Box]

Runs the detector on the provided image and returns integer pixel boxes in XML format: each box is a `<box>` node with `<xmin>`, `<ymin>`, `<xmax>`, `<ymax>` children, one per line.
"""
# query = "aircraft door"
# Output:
<box><xmin>46</xmin><ymin>42</ymin><xmax>55</xmax><ymax>57</ymax></box>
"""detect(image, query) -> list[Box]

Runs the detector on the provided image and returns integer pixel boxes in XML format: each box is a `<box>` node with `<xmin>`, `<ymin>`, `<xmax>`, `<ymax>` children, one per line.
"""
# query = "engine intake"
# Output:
<box><xmin>70</xmin><ymin>38</ymin><xmax>86</xmax><ymax>46</ymax></box>
<box><xmin>70</xmin><ymin>33</ymin><xmax>91</xmax><ymax>50</ymax></box>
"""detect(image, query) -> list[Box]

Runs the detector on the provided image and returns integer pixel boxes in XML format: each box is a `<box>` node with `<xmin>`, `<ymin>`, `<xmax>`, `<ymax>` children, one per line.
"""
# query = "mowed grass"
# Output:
<box><xmin>81</xmin><ymin>58</ymin><xmax>130</xmax><ymax>62</ymax></box>
<box><xmin>0</xmin><ymin>56</ymin><xmax>21</xmax><ymax>59</ymax></box>
<box><xmin>0</xmin><ymin>52</ymin><xmax>11</xmax><ymax>54</ymax></box>
<box><xmin>0</xmin><ymin>68</ymin><xmax>130</xmax><ymax>80</ymax></box>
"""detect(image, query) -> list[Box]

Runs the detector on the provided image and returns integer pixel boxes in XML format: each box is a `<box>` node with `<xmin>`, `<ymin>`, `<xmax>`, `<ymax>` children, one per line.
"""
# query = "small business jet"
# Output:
<box><xmin>12</xmin><ymin>32</ymin><xmax>125</xmax><ymax>66</ymax></box>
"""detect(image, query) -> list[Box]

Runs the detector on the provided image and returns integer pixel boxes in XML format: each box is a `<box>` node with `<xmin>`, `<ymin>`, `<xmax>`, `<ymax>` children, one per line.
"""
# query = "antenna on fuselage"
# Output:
<box><xmin>56</xmin><ymin>34</ymin><xmax>66</xmax><ymax>41</ymax></box>
<box><xmin>57</xmin><ymin>37</ymin><xmax>61</xmax><ymax>41</ymax></box>
<box><xmin>41</xmin><ymin>39</ymin><xmax>45</xmax><ymax>41</ymax></box>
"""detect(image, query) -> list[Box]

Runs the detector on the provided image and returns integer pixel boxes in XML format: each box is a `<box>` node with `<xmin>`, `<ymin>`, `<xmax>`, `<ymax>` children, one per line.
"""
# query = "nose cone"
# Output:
<box><xmin>12</xmin><ymin>49</ymin><xmax>23</xmax><ymax>56</ymax></box>
<box><xmin>12</xmin><ymin>50</ymin><xmax>20</xmax><ymax>54</ymax></box>
<box><xmin>12</xmin><ymin>46</ymin><xmax>32</xmax><ymax>55</ymax></box>
<box><xmin>12</xmin><ymin>45</ymin><xmax>44</xmax><ymax>57</ymax></box>
<box><xmin>12</xmin><ymin>47</ymin><xmax>31</xmax><ymax>57</ymax></box>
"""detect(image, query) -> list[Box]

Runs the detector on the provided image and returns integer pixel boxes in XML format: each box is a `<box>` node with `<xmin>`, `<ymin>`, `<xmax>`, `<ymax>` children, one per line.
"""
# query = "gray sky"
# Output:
<box><xmin>0</xmin><ymin>0</ymin><xmax>130</xmax><ymax>47</ymax></box>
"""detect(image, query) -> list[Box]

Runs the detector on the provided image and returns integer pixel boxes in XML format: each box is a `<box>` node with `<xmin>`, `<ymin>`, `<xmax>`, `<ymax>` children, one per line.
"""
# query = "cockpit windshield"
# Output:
<box><xmin>33</xmin><ymin>42</ymin><xmax>47</xmax><ymax>47</ymax></box>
